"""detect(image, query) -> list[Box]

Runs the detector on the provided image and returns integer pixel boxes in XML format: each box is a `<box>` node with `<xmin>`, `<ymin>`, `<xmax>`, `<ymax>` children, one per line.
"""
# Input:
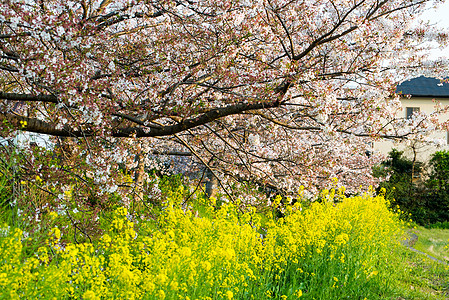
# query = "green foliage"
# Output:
<box><xmin>421</xmin><ymin>150</ymin><xmax>449</xmax><ymax>223</ymax></box>
<box><xmin>375</xmin><ymin>149</ymin><xmax>449</xmax><ymax>225</ymax></box>
<box><xmin>376</xmin><ymin>149</ymin><xmax>425</xmax><ymax>220</ymax></box>
<box><xmin>428</xmin><ymin>150</ymin><xmax>449</xmax><ymax>186</ymax></box>
<box><xmin>0</xmin><ymin>144</ymin><xmax>25</xmax><ymax>227</ymax></box>
<box><xmin>0</xmin><ymin>161</ymin><xmax>12</xmax><ymax>208</ymax></box>
<box><xmin>381</xmin><ymin>148</ymin><xmax>422</xmax><ymax>175</ymax></box>
<box><xmin>426</xmin><ymin>221</ymin><xmax>449</xmax><ymax>230</ymax></box>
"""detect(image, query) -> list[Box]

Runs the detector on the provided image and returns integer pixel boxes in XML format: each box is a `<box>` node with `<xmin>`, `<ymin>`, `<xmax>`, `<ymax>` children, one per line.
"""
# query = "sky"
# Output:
<box><xmin>419</xmin><ymin>0</ymin><xmax>449</xmax><ymax>58</ymax></box>
<box><xmin>420</xmin><ymin>1</ymin><xmax>449</xmax><ymax>28</ymax></box>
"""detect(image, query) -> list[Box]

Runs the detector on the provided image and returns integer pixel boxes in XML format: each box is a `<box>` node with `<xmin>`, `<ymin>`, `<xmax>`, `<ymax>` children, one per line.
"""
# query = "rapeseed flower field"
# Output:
<box><xmin>0</xmin><ymin>188</ymin><xmax>404</xmax><ymax>299</ymax></box>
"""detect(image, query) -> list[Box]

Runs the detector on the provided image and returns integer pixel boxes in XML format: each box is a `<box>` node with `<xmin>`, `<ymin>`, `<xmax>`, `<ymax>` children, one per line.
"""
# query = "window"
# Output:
<box><xmin>406</xmin><ymin>107</ymin><xmax>420</xmax><ymax>119</ymax></box>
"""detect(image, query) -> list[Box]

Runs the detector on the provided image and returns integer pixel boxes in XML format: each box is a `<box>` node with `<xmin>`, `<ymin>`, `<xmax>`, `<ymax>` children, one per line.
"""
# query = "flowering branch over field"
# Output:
<box><xmin>1</xmin><ymin>0</ymin><xmax>448</xmax><ymax>203</ymax></box>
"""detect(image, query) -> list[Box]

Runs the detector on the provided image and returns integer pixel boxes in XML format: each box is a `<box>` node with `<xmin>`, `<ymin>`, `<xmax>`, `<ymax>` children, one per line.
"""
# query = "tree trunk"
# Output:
<box><xmin>134</xmin><ymin>152</ymin><xmax>145</xmax><ymax>203</ymax></box>
<box><xmin>205</xmin><ymin>166</ymin><xmax>218</xmax><ymax>199</ymax></box>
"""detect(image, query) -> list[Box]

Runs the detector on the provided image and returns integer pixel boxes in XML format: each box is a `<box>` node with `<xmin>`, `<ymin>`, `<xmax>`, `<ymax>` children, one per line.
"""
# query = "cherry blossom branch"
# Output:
<box><xmin>0</xmin><ymin>92</ymin><xmax>58</xmax><ymax>103</ymax></box>
<box><xmin>173</xmin><ymin>133</ymin><xmax>236</xmax><ymax>203</ymax></box>
<box><xmin>1</xmin><ymin>100</ymin><xmax>283</xmax><ymax>137</ymax></box>
<box><xmin>114</xmin><ymin>100</ymin><xmax>284</xmax><ymax>137</ymax></box>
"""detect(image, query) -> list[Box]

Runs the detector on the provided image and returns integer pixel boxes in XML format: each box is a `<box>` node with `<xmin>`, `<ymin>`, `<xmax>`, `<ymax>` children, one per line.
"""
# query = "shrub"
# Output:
<box><xmin>374</xmin><ymin>149</ymin><xmax>449</xmax><ymax>225</ymax></box>
<box><xmin>375</xmin><ymin>149</ymin><xmax>423</xmax><ymax>213</ymax></box>
<box><xmin>426</xmin><ymin>221</ymin><xmax>449</xmax><ymax>230</ymax></box>
<box><xmin>422</xmin><ymin>150</ymin><xmax>449</xmax><ymax>223</ymax></box>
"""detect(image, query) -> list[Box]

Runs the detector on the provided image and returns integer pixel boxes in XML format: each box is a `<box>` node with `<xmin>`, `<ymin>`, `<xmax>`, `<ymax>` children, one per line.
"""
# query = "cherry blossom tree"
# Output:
<box><xmin>1</xmin><ymin>0</ymin><xmax>448</xmax><ymax>206</ymax></box>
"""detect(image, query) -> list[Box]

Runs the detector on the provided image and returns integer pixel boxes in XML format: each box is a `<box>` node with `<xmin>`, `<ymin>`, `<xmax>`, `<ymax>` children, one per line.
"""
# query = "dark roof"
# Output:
<box><xmin>395</xmin><ymin>76</ymin><xmax>449</xmax><ymax>98</ymax></box>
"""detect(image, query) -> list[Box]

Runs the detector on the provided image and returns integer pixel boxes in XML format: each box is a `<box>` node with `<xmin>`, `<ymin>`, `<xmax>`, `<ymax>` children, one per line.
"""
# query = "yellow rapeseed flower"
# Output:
<box><xmin>82</xmin><ymin>290</ymin><xmax>99</xmax><ymax>300</ymax></box>
<box><xmin>35</xmin><ymin>175</ymin><xmax>42</xmax><ymax>183</ymax></box>
<box><xmin>170</xmin><ymin>280</ymin><xmax>179</xmax><ymax>291</ymax></box>
<box><xmin>102</xmin><ymin>233</ymin><xmax>111</xmax><ymax>244</ymax></box>
<box><xmin>156</xmin><ymin>273</ymin><xmax>168</xmax><ymax>285</ymax></box>
<box><xmin>50</xmin><ymin>227</ymin><xmax>61</xmax><ymax>240</ymax></box>
<box><xmin>201</xmin><ymin>261</ymin><xmax>212</xmax><ymax>272</ymax></box>
<box><xmin>48</xmin><ymin>211</ymin><xmax>58</xmax><ymax>220</ymax></box>
<box><xmin>181</xmin><ymin>246</ymin><xmax>192</xmax><ymax>257</ymax></box>
<box><xmin>295</xmin><ymin>289</ymin><xmax>303</xmax><ymax>298</ymax></box>
<box><xmin>335</xmin><ymin>233</ymin><xmax>349</xmax><ymax>245</ymax></box>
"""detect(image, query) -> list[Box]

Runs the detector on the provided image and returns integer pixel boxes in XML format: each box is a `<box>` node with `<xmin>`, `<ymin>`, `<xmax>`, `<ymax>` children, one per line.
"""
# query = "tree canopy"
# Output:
<box><xmin>1</xmin><ymin>0</ymin><xmax>448</xmax><ymax>204</ymax></box>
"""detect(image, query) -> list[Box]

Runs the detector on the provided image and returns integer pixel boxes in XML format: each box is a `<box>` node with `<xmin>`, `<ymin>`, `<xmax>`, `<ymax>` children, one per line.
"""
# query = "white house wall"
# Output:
<box><xmin>374</xmin><ymin>97</ymin><xmax>449</xmax><ymax>163</ymax></box>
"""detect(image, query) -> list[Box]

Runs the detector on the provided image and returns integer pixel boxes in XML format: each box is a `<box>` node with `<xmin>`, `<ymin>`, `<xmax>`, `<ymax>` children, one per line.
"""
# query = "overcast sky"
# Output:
<box><xmin>419</xmin><ymin>0</ymin><xmax>449</xmax><ymax>58</ymax></box>
<box><xmin>420</xmin><ymin>1</ymin><xmax>449</xmax><ymax>26</ymax></box>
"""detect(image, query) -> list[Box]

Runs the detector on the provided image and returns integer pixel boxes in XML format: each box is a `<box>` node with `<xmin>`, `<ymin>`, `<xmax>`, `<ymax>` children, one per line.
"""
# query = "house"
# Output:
<box><xmin>374</xmin><ymin>76</ymin><xmax>449</xmax><ymax>163</ymax></box>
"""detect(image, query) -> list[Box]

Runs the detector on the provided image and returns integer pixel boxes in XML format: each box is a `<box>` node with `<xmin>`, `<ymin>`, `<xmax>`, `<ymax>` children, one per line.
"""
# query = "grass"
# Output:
<box><xmin>411</xmin><ymin>226</ymin><xmax>449</xmax><ymax>263</ymax></box>
<box><xmin>394</xmin><ymin>247</ymin><xmax>449</xmax><ymax>299</ymax></box>
<box><xmin>392</xmin><ymin>227</ymin><xmax>449</xmax><ymax>300</ymax></box>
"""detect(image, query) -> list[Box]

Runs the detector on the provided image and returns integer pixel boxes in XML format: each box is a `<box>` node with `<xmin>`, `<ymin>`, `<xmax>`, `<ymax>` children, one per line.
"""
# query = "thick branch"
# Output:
<box><xmin>0</xmin><ymin>32</ymin><xmax>31</xmax><ymax>39</ymax></box>
<box><xmin>1</xmin><ymin>100</ymin><xmax>282</xmax><ymax>138</ymax></box>
<box><xmin>114</xmin><ymin>100</ymin><xmax>282</xmax><ymax>137</ymax></box>
<box><xmin>151</xmin><ymin>150</ymin><xmax>192</xmax><ymax>156</ymax></box>
<box><xmin>0</xmin><ymin>65</ymin><xmax>19</xmax><ymax>72</ymax></box>
<box><xmin>0</xmin><ymin>113</ymin><xmax>85</xmax><ymax>137</ymax></box>
<box><xmin>0</xmin><ymin>113</ymin><xmax>84</xmax><ymax>137</ymax></box>
<box><xmin>0</xmin><ymin>92</ymin><xmax>58</xmax><ymax>103</ymax></box>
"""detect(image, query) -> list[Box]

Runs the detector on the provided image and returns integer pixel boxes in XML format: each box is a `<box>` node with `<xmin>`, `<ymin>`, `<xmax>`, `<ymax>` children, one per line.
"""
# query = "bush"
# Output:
<box><xmin>422</xmin><ymin>150</ymin><xmax>449</xmax><ymax>223</ymax></box>
<box><xmin>375</xmin><ymin>149</ymin><xmax>449</xmax><ymax>225</ymax></box>
<box><xmin>375</xmin><ymin>150</ymin><xmax>421</xmax><ymax>220</ymax></box>
<box><xmin>425</xmin><ymin>221</ymin><xmax>449</xmax><ymax>230</ymax></box>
